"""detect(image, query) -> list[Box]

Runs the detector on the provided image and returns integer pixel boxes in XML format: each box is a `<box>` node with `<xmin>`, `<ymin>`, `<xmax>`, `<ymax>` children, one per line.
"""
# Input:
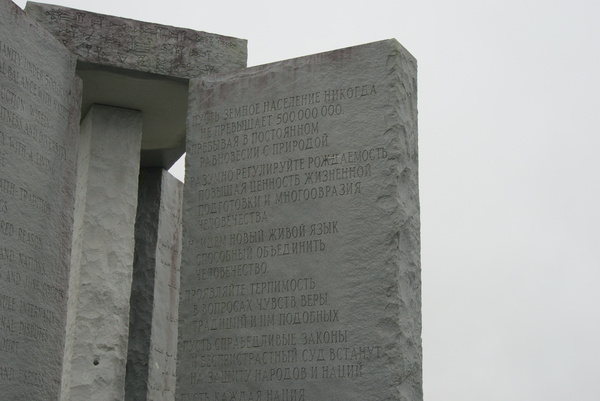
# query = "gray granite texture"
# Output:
<box><xmin>178</xmin><ymin>39</ymin><xmax>421</xmax><ymax>401</ymax></box>
<box><xmin>0</xmin><ymin>0</ymin><xmax>81</xmax><ymax>399</ymax></box>
<box><xmin>25</xmin><ymin>1</ymin><xmax>247</xmax><ymax>79</ymax></box>
<box><xmin>25</xmin><ymin>2</ymin><xmax>248</xmax><ymax>169</ymax></box>
<box><xmin>126</xmin><ymin>168</ymin><xmax>182</xmax><ymax>401</ymax></box>
<box><xmin>60</xmin><ymin>105</ymin><xmax>142</xmax><ymax>401</ymax></box>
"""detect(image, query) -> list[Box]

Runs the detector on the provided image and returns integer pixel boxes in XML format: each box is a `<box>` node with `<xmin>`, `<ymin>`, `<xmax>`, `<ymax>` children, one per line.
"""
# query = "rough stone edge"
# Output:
<box><xmin>385</xmin><ymin>40</ymin><xmax>422</xmax><ymax>401</ymax></box>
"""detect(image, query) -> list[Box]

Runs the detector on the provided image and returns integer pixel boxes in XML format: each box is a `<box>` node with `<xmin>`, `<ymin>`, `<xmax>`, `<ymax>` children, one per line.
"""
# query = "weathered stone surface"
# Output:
<box><xmin>126</xmin><ymin>168</ymin><xmax>182</xmax><ymax>401</ymax></box>
<box><xmin>178</xmin><ymin>40</ymin><xmax>421</xmax><ymax>400</ymax></box>
<box><xmin>25</xmin><ymin>2</ymin><xmax>247</xmax><ymax>79</ymax></box>
<box><xmin>26</xmin><ymin>2</ymin><xmax>248</xmax><ymax>169</ymax></box>
<box><xmin>61</xmin><ymin>105</ymin><xmax>142</xmax><ymax>401</ymax></box>
<box><xmin>0</xmin><ymin>0</ymin><xmax>81</xmax><ymax>399</ymax></box>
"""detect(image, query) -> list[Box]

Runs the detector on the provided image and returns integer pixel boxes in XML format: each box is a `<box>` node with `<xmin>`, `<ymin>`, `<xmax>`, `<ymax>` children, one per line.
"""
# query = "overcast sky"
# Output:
<box><xmin>13</xmin><ymin>0</ymin><xmax>600</xmax><ymax>399</ymax></box>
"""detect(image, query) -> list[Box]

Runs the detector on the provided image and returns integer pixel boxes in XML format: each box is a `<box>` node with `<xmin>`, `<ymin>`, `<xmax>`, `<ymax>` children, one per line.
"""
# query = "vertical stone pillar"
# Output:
<box><xmin>62</xmin><ymin>105</ymin><xmax>142</xmax><ymax>401</ymax></box>
<box><xmin>126</xmin><ymin>168</ymin><xmax>182</xmax><ymax>401</ymax></box>
<box><xmin>0</xmin><ymin>1</ymin><xmax>81</xmax><ymax>400</ymax></box>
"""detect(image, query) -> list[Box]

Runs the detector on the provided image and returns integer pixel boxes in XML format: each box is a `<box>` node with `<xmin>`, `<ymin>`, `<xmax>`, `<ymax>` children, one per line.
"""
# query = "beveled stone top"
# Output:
<box><xmin>25</xmin><ymin>2</ymin><xmax>247</xmax><ymax>79</ymax></box>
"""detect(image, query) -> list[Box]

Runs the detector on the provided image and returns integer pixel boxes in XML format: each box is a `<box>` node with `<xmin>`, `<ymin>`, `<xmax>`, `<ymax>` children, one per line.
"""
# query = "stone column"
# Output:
<box><xmin>61</xmin><ymin>105</ymin><xmax>142</xmax><ymax>401</ymax></box>
<box><xmin>126</xmin><ymin>168</ymin><xmax>182</xmax><ymax>401</ymax></box>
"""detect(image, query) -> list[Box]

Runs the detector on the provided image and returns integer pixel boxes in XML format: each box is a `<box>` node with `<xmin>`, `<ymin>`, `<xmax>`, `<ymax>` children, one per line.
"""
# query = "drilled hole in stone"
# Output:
<box><xmin>93</xmin><ymin>358</ymin><xmax>99</xmax><ymax>366</ymax></box>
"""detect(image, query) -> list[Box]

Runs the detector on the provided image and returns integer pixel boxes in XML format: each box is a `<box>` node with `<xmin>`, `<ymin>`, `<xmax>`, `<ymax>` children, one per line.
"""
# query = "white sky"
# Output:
<box><xmin>13</xmin><ymin>0</ymin><xmax>600</xmax><ymax>399</ymax></box>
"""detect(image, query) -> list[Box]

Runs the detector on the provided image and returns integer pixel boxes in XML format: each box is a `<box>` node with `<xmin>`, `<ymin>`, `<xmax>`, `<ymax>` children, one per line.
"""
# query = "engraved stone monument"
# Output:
<box><xmin>24</xmin><ymin>3</ymin><xmax>247</xmax><ymax>399</ymax></box>
<box><xmin>1</xmin><ymin>1</ymin><xmax>420</xmax><ymax>400</ymax></box>
<box><xmin>178</xmin><ymin>40</ymin><xmax>421</xmax><ymax>401</ymax></box>
<box><xmin>0</xmin><ymin>0</ymin><xmax>81</xmax><ymax>399</ymax></box>
<box><xmin>2</xmin><ymin>1</ymin><xmax>246</xmax><ymax>399</ymax></box>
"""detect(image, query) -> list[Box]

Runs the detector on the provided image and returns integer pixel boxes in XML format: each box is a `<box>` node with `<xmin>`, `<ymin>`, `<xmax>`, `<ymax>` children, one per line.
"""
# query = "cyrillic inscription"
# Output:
<box><xmin>1</xmin><ymin>1</ymin><xmax>80</xmax><ymax>399</ymax></box>
<box><xmin>180</xmin><ymin>41</ymin><xmax>420</xmax><ymax>400</ymax></box>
